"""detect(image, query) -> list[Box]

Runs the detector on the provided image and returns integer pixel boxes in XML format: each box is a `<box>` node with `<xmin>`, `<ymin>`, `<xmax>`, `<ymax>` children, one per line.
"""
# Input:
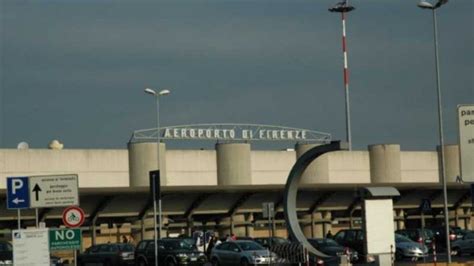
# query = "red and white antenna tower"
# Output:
<box><xmin>329</xmin><ymin>0</ymin><xmax>355</xmax><ymax>150</ymax></box>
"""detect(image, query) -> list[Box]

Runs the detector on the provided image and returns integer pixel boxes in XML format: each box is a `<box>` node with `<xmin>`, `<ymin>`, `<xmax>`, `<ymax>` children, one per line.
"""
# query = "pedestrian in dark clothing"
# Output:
<box><xmin>326</xmin><ymin>230</ymin><xmax>333</xmax><ymax>239</ymax></box>
<box><xmin>206</xmin><ymin>236</ymin><xmax>217</xmax><ymax>260</ymax></box>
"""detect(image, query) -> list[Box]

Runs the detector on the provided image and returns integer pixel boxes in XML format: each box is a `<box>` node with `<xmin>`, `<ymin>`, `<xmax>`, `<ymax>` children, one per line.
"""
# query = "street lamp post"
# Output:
<box><xmin>145</xmin><ymin>87</ymin><xmax>171</xmax><ymax>266</ymax></box>
<box><xmin>417</xmin><ymin>0</ymin><xmax>450</xmax><ymax>263</ymax></box>
<box><xmin>329</xmin><ymin>0</ymin><xmax>355</xmax><ymax>151</ymax></box>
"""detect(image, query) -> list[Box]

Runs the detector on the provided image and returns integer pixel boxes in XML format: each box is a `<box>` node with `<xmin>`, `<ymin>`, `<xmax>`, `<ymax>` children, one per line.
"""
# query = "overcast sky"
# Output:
<box><xmin>0</xmin><ymin>0</ymin><xmax>472</xmax><ymax>150</ymax></box>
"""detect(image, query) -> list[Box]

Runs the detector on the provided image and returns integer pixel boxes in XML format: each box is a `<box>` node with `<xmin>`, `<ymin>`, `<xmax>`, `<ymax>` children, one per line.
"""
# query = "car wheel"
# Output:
<box><xmin>453</xmin><ymin>247</ymin><xmax>461</xmax><ymax>256</ymax></box>
<box><xmin>395</xmin><ymin>249</ymin><xmax>403</xmax><ymax>261</ymax></box>
<box><xmin>240</xmin><ymin>258</ymin><xmax>251</xmax><ymax>266</ymax></box>
<box><xmin>211</xmin><ymin>257</ymin><xmax>219</xmax><ymax>266</ymax></box>
<box><xmin>137</xmin><ymin>258</ymin><xmax>148</xmax><ymax>266</ymax></box>
<box><xmin>166</xmin><ymin>259</ymin><xmax>177</xmax><ymax>266</ymax></box>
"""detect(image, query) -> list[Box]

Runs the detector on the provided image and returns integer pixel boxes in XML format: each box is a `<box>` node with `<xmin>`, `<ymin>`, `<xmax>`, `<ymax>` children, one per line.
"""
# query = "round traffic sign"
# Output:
<box><xmin>62</xmin><ymin>206</ymin><xmax>85</xmax><ymax>228</ymax></box>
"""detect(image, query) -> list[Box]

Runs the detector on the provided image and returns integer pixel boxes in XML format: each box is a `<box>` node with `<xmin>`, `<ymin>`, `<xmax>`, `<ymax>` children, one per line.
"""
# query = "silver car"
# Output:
<box><xmin>395</xmin><ymin>233</ymin><xmax>428</xmax><ymax>261</ymax></box>
<box><xmin>210</xmin><ymin>240</ymin><xmax>277</xmax><ymax>265</ymax></box>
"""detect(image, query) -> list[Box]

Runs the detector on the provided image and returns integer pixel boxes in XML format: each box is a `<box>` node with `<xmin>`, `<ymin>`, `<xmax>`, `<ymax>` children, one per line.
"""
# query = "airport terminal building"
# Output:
<box><xmin>0</xmin><ymin>124</ymin><xmax>471</xmax><ymax>248</ymax></box>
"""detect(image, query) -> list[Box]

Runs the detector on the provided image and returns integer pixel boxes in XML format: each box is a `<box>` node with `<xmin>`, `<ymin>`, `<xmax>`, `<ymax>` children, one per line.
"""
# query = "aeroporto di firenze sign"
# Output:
<box><xmin>132</xmin><ymin>124</ymin><xmax>331</xmax><ymax>142</ymax></box>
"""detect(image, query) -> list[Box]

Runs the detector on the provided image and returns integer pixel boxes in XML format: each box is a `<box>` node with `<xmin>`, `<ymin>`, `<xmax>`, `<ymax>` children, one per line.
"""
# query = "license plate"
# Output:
<box><xmin>191</xmin><ymin>257</ymin><xmax>197</xmax><ymax>261</ymax></box>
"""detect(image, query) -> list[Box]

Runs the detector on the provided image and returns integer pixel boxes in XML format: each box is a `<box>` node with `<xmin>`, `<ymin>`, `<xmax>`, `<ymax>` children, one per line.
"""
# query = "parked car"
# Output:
<box><xmin>0</xmin><ymin>241</ymin><xmax>12</xmax><ymax>266</ymax></box>
<box><xmin>394</xmin><ymin>233</ymin><xmax>428</xmax><ymax>261</ymax></box>
<box><xmin>210</xmin><ymin>240</ymin><xmax>277</xmax><ymax>266</ymax></box>
<box><xmin>50</xmin><ymin>255</ymin><xmax>64</xmax><ymax>266</ymax></box>
<box><xmin>254</xmin><ymin>237</ymin><xmax>290</xmax><ymax>248</ymax></box>
<box><xmin>135</xmin><ymin>238</ymin><xmax>207</xmax><ymax>266</ymax></box>
<box><xmin>307</xmin><ymin>238</ymin><xmax>359</xmax><ymax>263</ymax></box>
<box><xmin>77</xmin><ymin>243</ymin><xmax>135</xmax><ymax>266</ymax></box>
<box><xmin>427</xmin><ymin>226</ymin><xmax>459</xmax><ymax>250</ymax></box>
<box><xmin>395</xmin><ymin>228</ymin><xmax>434</xmax><ymax>247</ymax></box>
<box><xmin>333</xmin><ymin>229</ymin><xmax>364</xmax><ymax>255</ymax></box>
<box><xmin>452</xmin><ymin>231</ymin><xmax>474</xmax><ymax>256</ymax></box>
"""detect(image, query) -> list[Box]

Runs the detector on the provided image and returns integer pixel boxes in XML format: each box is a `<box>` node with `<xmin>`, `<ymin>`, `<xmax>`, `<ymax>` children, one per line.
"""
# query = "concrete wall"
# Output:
<box><xmin>166</xmin><ymin>150</ymin><xmax>217</xmax><ymax>186</ymax></box>
<box><xmin>0</xmin><ymin>144</ymin><xmax>458</xmax><ymax>188</ymax></box>
<box><xmin>401</xmin><ymin>151</ymin><xmax>439</xmax><ymax>183</ymax></box>
<box><xmin>251</xmin><ymin>150</ymin><xmax>295</xmax><ymax>185</ymax></box>
<box><xmin>328</xmin><ymin>151</ymin><xmax>371</xmax><ymax>184</ymax></box>
<box><xmin>0</xmin><ymin>149</ymin><xmax>129</xmax><ymax>188</ymax></box>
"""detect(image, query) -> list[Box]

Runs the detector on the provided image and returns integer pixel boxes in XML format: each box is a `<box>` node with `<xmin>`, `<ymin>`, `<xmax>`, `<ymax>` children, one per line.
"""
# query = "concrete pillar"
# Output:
<box><xmin>302</xmin><ymin>214</ymin><xmax>313</xmax><ymax>238</ymax></box>
<box><xmin>369</xmin><ymin>144</ymin><xmax>401</xmax><ymax>183</ymax></box>
<box><xmin>397</xmin><ymin>209</ymin><xmax>405</xmax><ymax>230</ymax></box>
<box><xmin>187</xmin><ymin>219</ymin><xmax>194</xmax><ymax>237</ymax></box>
<box><xmin>141</xmin><ymin>217</ymin><xmax>146</xmax><ymax>240</ymax></box>
<box><xmin>128</xmin><ymin>142</ymin><xmax>167</xmax><ymax>186</ymax></box>
<box><xmin>295</xmin><ymin>144</ymin><xmax>329</xmax><ymax>184</ymax></box>
<box><xmin>216</xmin><ymin>143</ymin><xmax>251</xmax><ymax>185</ymax></box>
<box><xmin>302</xmin><ymin>213</ymin><xmax>324</xmax><ymax>238</ymax></box>
<box><xmin>232</xmin><ymin>214</ymin><xmax>246</xmax><ymax>237</ymax></box>
<box><xmin>245</xmin><ymin>213</ymin><xmax>254</xmax><ymax>237</ymax></box>
<box><xmin>130</xmin><ymin>219</ymin><xmax>144</xmax><ymax>243</ymax></box>
<box><xmin>455</xmin><ymin>209</ymin><xmax>460</xmax><ymax>227</ymax></box>
<box><xmin>464</xmin><ymin>208</ymin><xmax>472</xmax><ymax>230</ymax></box>
<box><xmin>91</xmin><ymin>217</ymin><xmax>97</xmax><ymax>246</ymax></box>
<box><xmin>440</xmin><ymin>145</ymin><xmax>460</xmax><ymax>183</ymax></box>
<box><xmin>314</xmin><ymin>212</ymin><xmax>324</xmax><ymax>238</ymax></box>
<box><xmin>116</xmin><ymin>225</ymin><xmax>120</xmax><ymax>243</ymax></box>
<box><xmin>449</xmin><ymin>210</ymin><xmax>457</xmax><ymax>227</ymax></box>
<box><xmin>322</xmin><ymin>211</ymin><xmax>332</xmax><ymax>236</ymax></box>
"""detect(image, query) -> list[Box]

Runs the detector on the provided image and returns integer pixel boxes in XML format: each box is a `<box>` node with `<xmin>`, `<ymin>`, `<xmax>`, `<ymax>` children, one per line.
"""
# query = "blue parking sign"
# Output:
<box><xmin>7</xmin><ymin>177</ymin><xmax>30</xmax><ymax>209</ymax></box>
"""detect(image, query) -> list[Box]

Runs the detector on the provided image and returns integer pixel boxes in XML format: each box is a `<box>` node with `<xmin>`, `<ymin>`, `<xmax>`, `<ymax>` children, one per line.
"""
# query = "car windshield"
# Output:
<box><xmin>0</xmin><ymin>242</ymin><xmax>12</xmax><ymax>251</ymax></box>
<box><xmin>423</xmin><ymin>229</ymin><xmax>434</xmax><ymax>239</ymax></box>
<box><xmin>320</xmin><ymin>239</ymin><xmax>340</xmax><ymax>247</ymax></box>
<box><xmin>395</xmin><ymin>234</ymin><xmax>414</xmax><ymax>243</ymax></box>
<box><xmin>119</xmin><ymin>244</ymin><xmax>134</xmax><ymax>251</ymax></box>
<box><xmin>237</xmin><ymin>241</ymin><xmax>265</xmax><ymax>251</ymax></box>
<box><xmin>273</xmin><ymin>238</ymin><xmax>289</xmax><ymax>245</ymax></box>
<box><xmin>166</xmin><ymin>240</ymin><xmax>195</xmax><ymax>250</ymax></box>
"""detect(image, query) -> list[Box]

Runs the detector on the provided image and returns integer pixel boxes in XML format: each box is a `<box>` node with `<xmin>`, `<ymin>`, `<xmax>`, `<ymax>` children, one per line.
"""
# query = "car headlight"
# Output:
<box><xmin>251</xmin><ymin>255</ymin><xmax>262</xmax><ymax>260</ymax></box>
<box><xmin>366</xmin><ymin>255</ymin><xmax>376</xmax><ymax>262</ymax></box>
<box><xmin>408</xmin><ymin>246</ymin><xmax>419</xmax><ymax>251</ymax></box>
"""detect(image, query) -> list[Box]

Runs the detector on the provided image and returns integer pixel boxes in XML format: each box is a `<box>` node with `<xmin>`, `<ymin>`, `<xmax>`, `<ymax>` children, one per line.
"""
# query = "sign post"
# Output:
<box><xmin>149</xmin><ymin>170</ymin><xmax>161</xmax><ymax>266</ymax></box>
<box><xmin>458</xmin><ymin>104</ymin><xmax>474</xmax><ymax>182</ymax></box>
<box><xmin>262</xmin><ymin>202</ymin><xmax>274</xmax><ymax>265</ymax></box>
<box><xmin>262</xmin><ymin>203</ymin><xmax>274</xmax><ymax>236</ymax></box>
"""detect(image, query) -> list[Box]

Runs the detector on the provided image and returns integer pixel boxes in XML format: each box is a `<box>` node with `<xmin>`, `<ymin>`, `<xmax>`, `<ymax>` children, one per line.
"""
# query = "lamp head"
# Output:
<box><xmin>144</xmin><ymin>88</ymin><xmax>157</xmax><ymax>95</ymax></box>
<box><xmin>418</xmin><ymin>1</ymin><xmax>434</xmax><ymax>9</ymax></box>
<box><xmin>158</xmin><ymin>89</ymin><xmax>171</xmax><ymax>96</ymax></box>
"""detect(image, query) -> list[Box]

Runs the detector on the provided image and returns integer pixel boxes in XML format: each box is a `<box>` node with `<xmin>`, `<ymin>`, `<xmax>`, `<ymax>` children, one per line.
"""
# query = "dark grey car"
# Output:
<box><xmin>452</xmin><ymin>231</ymin><xmax>474</xmax><ymax>256</ymax></box>
<box><xmin>210</xmin><ymin>240</ymin><xmax>276</xmax><ymax>266</ymax></box>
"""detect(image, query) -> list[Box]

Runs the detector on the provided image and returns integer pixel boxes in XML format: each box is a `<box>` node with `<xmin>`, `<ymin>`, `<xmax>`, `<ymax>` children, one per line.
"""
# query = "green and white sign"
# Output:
<box><xmin>49</xmin><ymin>228</ymin><xmax>82</xmax><ymax>251</ymax></box>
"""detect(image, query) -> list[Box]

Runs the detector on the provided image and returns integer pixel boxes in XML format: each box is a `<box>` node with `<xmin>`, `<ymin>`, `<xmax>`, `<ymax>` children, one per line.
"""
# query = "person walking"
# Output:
<box><xmin>206</xmin><ymin>236</ymin><xmax>218</xmax><ymax>260</ymax></box>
